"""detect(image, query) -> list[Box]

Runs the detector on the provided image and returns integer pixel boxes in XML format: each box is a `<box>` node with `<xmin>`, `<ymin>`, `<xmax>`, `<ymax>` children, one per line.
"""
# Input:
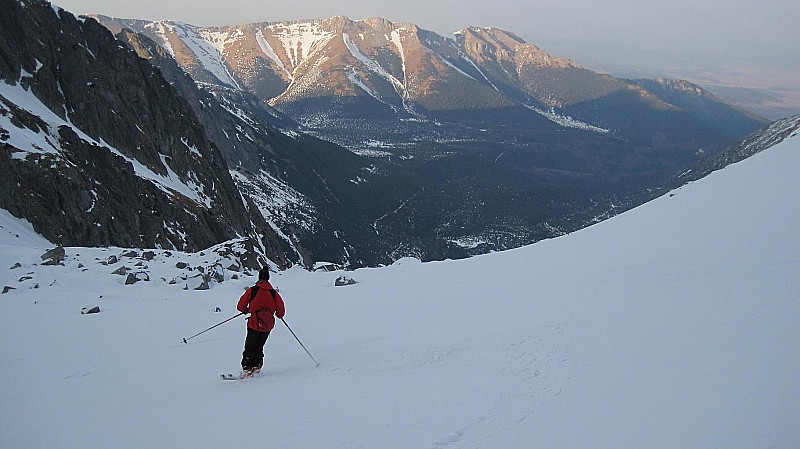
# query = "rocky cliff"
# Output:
<box><xmin>0</xmin><ymin>0</ymin><xmax>288</xmax><ymax>267</ymax></box>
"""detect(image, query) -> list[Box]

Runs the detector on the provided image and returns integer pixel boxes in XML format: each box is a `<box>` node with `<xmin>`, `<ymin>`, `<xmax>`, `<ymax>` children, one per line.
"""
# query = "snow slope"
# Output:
<box><xmin>1</xmin><ymin>136</ymin><xmax>798</xmax><ymax>448</ymax></box>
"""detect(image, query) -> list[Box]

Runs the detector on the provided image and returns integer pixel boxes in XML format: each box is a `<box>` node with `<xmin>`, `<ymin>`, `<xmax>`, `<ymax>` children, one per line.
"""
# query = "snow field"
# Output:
<box><xmin>1</xmin><ymin>136</ymin><xmax>798</xmax><ymax>448</ymax></box>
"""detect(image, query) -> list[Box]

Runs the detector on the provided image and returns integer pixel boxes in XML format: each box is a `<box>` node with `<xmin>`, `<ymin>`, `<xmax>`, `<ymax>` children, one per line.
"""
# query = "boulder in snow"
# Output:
<box><xmin>335</xmin><ymin>276</ymin><xmax>358</xmax><ymax>287</ymax></box>
<box><xmin>81</xmin><ymin>305</ymin><xmax>101</xmax><ymax>315</ymax></box>
<box><xmin>40</xmin><ymin>246</ymin><xmax>65</xmax><ymax>266</ymax></box>
<box><xmin>208</xmin><ymin>263</ymin><xmax>225</xmax><ymax>283</ymax></box>
<box><xmin>182</xmin><ymin>273</ymin><xmax>209</xmax><ymax>290</ymax></box>
<box><xmin>194</xmin><ymin>275</ymin><xmax>210</xmax><ymax>291</ymax></box>
<box><xmin>314</xmin><ymin>262</ymin><xmax>341</xmax><ymax>272</ymax></box>
<box><xmin>124</xmin><ymin>271</ymin><xmax>150</xmax><ymax>285</ymax></box>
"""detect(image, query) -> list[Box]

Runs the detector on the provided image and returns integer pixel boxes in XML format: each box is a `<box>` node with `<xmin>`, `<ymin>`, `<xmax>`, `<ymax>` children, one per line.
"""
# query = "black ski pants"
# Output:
<box><xmin>242</xmin><ymin>328</ymin><xmax>271</xmax><ymax>370</ymax></box>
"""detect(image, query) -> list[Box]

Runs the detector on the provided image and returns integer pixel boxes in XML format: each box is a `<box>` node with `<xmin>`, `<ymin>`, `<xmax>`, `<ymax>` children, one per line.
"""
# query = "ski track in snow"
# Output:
<box><xmin>1</xmin><ymin>136</ymin><xmax>799</xmax><ymax>448</ymax></box>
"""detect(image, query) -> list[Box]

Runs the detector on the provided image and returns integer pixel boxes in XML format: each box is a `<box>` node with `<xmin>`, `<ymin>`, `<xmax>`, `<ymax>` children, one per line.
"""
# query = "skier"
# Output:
<box><xmin>237</xmin><ymin>267</ymin><xmax>285</xmax><ymax>377</ymax></box>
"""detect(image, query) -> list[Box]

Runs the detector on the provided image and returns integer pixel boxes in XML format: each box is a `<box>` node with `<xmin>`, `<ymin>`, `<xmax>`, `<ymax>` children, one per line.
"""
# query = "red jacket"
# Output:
<box><xmin>237</xmin><ymin>281</ymin><xmax>285</xmax><ymax>332</ymax></box>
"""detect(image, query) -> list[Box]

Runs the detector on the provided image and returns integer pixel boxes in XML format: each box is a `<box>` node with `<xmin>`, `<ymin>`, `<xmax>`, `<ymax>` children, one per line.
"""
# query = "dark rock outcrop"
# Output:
<box><xmin>0</xmin><ymin>0</ymin><xmax>287</xmax><ymax>267</ymax></box>
<box><xmin>334</xmin><ymin>276</ymin><xmax>358</xmax><ymax>287</ymax></box>
<box><xmin>81</xmin><ymin>305</ymin><xmax>101</xmax><ymax>314</ymax></box>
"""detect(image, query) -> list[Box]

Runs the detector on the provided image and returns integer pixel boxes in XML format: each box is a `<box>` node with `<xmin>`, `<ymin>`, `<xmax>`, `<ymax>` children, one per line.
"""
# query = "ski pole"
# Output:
<box><xmin>183</xmin><ymin>312</ymin><xmax>244</xmax><ymax>344</ymax></box>
<box><xmin>280</xmin><ymin>317</ymin><xmax>320</xmax><ymax>367</ymax></box>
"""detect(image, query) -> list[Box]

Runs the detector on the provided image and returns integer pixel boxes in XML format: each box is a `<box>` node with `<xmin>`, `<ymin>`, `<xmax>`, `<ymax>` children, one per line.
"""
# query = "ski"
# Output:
<box><xmin>220</xmin><ymin>371</ymin><xmax>263</xmax><ymax>381</ymax></box>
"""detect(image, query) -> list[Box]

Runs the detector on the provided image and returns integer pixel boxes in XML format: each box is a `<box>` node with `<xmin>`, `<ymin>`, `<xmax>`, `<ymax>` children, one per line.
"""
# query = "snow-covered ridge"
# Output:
<box><xmin>143</xmin><ymin>21</ymin><xmax>175</xmax><ymax>57</ymax></box>
<box><xmin>169</xmin><ymin>22</ymin><xmax>242</xmax><ymax>89</ymax></box>
<box><xmin>739</xmin><ymin>114</ymin><xmax>800</xmax><ymax>153</ymax></box>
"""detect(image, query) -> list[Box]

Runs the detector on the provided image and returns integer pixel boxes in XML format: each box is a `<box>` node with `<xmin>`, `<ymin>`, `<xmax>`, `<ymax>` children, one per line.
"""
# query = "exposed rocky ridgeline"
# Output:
<box><xmin>663</xmin><ymin>115</ymin><xmax>800</xmax><ymax>189</ymax></box>
<box><xmin>0</xmin><ymin>0</ymin><xmax>289</xmax><ymax>267</ymax></box>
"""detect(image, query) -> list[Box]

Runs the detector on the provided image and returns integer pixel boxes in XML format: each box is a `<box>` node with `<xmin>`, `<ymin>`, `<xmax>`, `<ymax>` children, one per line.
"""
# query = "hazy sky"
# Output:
<box><xmin>53</xmin><ymin>0</ymin><xmax>797</xmax><ymax>79</ymax></box>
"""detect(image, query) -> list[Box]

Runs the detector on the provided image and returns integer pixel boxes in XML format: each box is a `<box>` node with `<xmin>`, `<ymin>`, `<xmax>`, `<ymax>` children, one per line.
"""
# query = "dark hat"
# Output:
<box><xmin>258</xmin><ymin>267</ymin><xmax>270</xmax><ymax>281</ymax></box>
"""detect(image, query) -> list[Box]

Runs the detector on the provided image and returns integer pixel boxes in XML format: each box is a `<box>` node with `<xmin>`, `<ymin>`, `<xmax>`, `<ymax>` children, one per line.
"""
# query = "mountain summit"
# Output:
<box><xmin>95</xmin><ymin>15</ymin><xmax>765</xmax><ymax>142</ymax></box>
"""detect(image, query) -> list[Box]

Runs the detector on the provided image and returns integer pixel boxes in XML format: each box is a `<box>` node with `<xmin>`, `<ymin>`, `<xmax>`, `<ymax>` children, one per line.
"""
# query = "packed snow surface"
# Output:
<box><xmin>1</xmin><ymin>137</ymin><xmax>799</xmax><ymax>448</ymax></box>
